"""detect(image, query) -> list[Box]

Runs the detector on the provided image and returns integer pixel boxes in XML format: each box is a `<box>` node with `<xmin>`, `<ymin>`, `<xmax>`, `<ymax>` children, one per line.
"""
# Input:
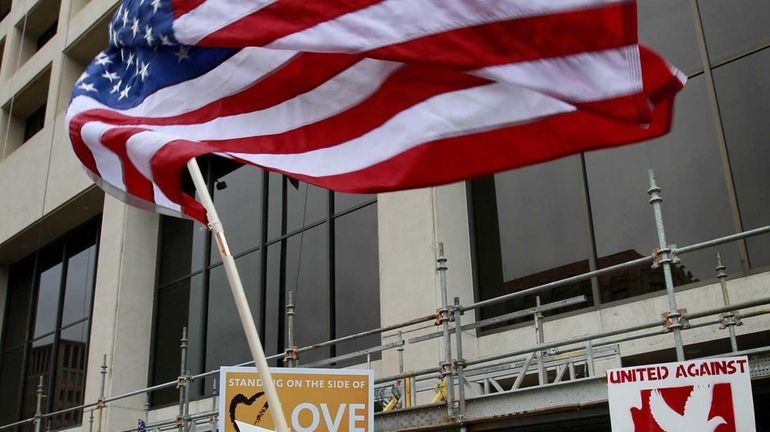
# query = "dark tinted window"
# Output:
<box><xmin>586</xmin><ymin>76</ymin><xmax>741</xmax><ymax>301</ymax></box>
<box><xmin>713</xmin><ymin>48</ymin><xmax>770</xmax><ymax>268</ymax></box>
<box><xmin>472</xmin><ymin>156</ymin><xmax>594</xmax><ymax>326</ymax></box>
<box><xmin>23</xmin><ymin>104</ymin><xmax>46</xmax><ymax>142</ymax></box>
<box><xmin>152</xmin><ymin>159</ymin><xmax>380</xmax><ymax>403</ymax></box>
<box><xmin>699</xmin><ymin>0</ymin><xmax>770</xmax><ymax>63</ymax></box>
<box><xmin>0</xmin><ymin>218</ymin><xmax>99</xmax><ymax>429</ymax></box>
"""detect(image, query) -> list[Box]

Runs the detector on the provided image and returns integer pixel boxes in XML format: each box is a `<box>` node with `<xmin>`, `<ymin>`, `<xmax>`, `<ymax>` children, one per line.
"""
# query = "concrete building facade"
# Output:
<box><xmin>1</xmin><ymin>0</ymin><xmax>769</xmax><ymax>431</ymax></box>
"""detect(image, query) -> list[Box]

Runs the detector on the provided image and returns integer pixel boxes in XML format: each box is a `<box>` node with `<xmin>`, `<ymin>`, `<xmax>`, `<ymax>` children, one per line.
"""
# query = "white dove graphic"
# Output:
<box><xmin>649</xmin><ymin>384</ymin><xmax>727</xmax><ymax>432</ymax></box>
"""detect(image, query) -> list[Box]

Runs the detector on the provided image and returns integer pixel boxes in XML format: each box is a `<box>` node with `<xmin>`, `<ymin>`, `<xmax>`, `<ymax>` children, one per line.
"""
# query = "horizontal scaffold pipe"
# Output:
<box><xmin>466</xmin><ymin>224</ymin><xmax>770</xmax><ymax>312</ymax></box>
<box><xmin>463</xmin><ymin>296</ymin><xmax>770</xmax><ymax>369</ymax></box>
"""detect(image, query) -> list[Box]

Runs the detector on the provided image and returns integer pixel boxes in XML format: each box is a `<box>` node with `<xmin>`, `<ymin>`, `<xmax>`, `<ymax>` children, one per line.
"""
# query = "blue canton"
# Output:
<box><xmin>71</xmin><ymin>0</ymin><xmax>238</xmax><ymax>110</ymax></box>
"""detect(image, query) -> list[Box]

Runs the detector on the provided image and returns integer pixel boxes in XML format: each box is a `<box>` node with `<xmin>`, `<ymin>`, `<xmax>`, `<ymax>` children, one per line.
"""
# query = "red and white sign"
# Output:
<box><xmin>607</xmin><ymin>356</ymin><xmax>755</xmax><ymax>432</ymax></box>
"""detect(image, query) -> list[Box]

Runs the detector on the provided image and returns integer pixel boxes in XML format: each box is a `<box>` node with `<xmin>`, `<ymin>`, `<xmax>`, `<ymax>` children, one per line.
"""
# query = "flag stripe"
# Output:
<box><xmin>173</xmin><ymin>0</ymin><xmax>277</xmax><ymax>44</ymax></box>
<box><xmin>264</xmin><ymin>0</ymin><xmax>629</xmax><ymax>52</ymax></box>
<box><xmin>364</xmin><ymin>2</ymin><xmax>637</xmax><ymax>69</ymax></box>
<box><xmin>197</xmin><ymin>0</ymin><xmax>384</xmax><ymax>47</ymax></box>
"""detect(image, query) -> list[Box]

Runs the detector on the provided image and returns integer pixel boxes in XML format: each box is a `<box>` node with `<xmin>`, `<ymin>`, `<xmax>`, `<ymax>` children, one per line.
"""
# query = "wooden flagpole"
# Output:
<box><xmin>186</xmin><ymin>158</ymin><xmax>291</xmax><ymax>432</ymax></box>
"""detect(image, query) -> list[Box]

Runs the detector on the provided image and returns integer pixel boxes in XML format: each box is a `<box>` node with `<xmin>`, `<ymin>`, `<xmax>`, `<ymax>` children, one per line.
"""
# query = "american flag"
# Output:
<box><xmin>137</xmin><ymin>418</ymin><xmax>146</xmax><ymax>432</ymax></box>
<box><xmin>67</xmin><ymin>0</ymin><xmax>685</xmax><ymax>223</ymax></box>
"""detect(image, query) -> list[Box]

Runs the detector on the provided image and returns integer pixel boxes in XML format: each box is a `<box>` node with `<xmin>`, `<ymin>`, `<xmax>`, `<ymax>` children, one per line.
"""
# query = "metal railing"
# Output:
<box><xmin>3</xmin><ymin>170</ymin><xmax>770</xmax><ymax>432</ymax></box>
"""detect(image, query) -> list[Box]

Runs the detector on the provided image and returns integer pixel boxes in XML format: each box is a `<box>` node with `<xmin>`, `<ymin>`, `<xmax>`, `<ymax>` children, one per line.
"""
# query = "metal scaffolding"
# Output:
<box><xmin>2</xmin><ymin>170</ymin><xmax>770</xmax><ymax>432</ymax></box>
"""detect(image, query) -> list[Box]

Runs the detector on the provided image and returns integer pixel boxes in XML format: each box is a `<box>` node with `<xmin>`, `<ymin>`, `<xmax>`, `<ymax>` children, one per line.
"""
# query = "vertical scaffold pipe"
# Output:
<box><xmin>453</xmin><ymin>297</ymin><xmax>467</xmax><ymax>425</ymax></box>
<box><xmin>716</xmin><ymin>252</ymin><xmax>739</xmax><ymax>352</ymax></box>
<box><xmin>437</xmin><ymin>243</ymin><xmax>455</xmax><ymax>420</ymax></box>
<box><xmin>178</xmin><ymin>327</ymin><xmax>188</xmax><ymax>432</ymax></box>
<box><xmin>34</xmin><ymin>376</ymin><xmax>43</xmax><ymax>432</ymax></box>
<box><xmin>285</xmin><ymin>291</ymin><xmax>297</xmax><ymax>367</ymax></box>
<box><xmin>648</xmin><ymin>170</ymin><xmax>686</xmax><ymax>361</ymax></box>
<box><xmin>534</xmin><ymin>296</ymin><xmax>546</xmax><ymax>385</ymax></box>
<box><xmin>97</xmin><ymin>355</ymin><xmax>107</xmax><ymax>432</ymax></box>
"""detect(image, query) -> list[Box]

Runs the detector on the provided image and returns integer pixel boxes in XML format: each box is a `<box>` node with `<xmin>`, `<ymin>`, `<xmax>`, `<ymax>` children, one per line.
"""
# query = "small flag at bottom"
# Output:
<box><xmin>137</xmin><ymin>419</ymin><xmax>146</xmax><ymax>432</ymax></box>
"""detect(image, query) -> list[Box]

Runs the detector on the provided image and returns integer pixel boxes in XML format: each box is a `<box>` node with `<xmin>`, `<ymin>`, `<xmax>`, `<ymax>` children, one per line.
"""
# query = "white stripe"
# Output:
<box><xmin>80</xmin><ymin>122</ymin><xmax>127</xmax><ymax>191</ymax></box>
<box><xmin>474</xmin><ymin>46</ymin><xmax>642</xmax><ymax>102</ymax></box>
<box><xmin>152</xmin><ymin>184</ymin><xmax>182</xmax><ymax>212</ymax></box>
<box><xmin>227</xmin><ymin>82</ymin><xmax>576</xmax><ymax>177</ymax></box>
<box><xmin>173</xmin><ymin>0</ymin><xmax>278</xmax><ymax>45</ymax></box>
<box><xmin>67</xmin><ymin>48</ymin><xmax>297</xmax><ymax>120</ymax></box>
<box><xmin>126</xmin><ymin>59</ymin><xmax>401</xmax><ymax>140</ymax></box>
<box><xmin>267</xmin><ymin>0</ymin><xmax>626</xmax><ymax>52</ymax></box>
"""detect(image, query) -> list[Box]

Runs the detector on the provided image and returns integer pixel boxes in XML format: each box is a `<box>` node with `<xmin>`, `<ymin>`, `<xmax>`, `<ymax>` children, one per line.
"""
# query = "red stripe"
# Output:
<box><xmin>366</xmin><ymin>3</ymin><xmax>638</xmax><ymax>69</ymax></box>
<box><xmin>150</xmin><ymin>140</ymin><xmax>210</xmax><ymax>222</ymax></box>
<box><xmin>99</xmin><ymin>127</ymin><xmax>156</xmax><ymax>202</ymax></box>
<box><xmin>199</xmin><ymin>65</ymin><xmax>489</xmax><ymax>154</ymax></box>
<box><xmin>198</xmin><ymin>0</ymin><xmax>382</xmax><ymax>47</ymax></box>
<box><xmin>171</xmin><ymin>0</ymin><xmax>206</xmax><ymax>19</ymax></box>
<box><xmin>69</xmin><ymin>120</ymin><xmax>100</xmax><ymax>177</ymax></box>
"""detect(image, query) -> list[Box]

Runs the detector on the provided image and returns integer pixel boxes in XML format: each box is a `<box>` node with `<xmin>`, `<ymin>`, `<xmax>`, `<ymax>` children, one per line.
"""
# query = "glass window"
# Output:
<box><xmin>335</xmin><ymin>205</ymin><xmax>380</xmax><ymax>357</ymax></box>
<box><xmin>335</xmin><ymin>192</ymin><xmax>376</xmax><ymax>213</ymax></box>
<box><xmin>157</xmin><ymin>217</ymin><xmax>205</xmax><ymax>285</ymax></box>
<box><xmin>699</xmin><ymin>0</ymin><xmax>770</xmax><ymax>64</ymax></box>
<box><xmin>0</xmin><ymin>218</ymin><xmax>99</xmax><ymax>429</ymax></box>
<box><xmin>284</xmin><ymin>225</ymin><xmax>330</xmax><ymax>363</ymax></box>
<box><xmin>713</xmin><ymin>49</ymin><xmax>770</xmax><ymax>268</ymax></box>
<box><xmin>205</xmin><ymin>252</ymin><xmax>261</xmax><ymax>371</ymax></box>
<box><xmin>150</xmin><ymin>276</ymin><xmax>199</xmax><ymax>406</ymax></box>
<box><xmin>472</xmin><ymin>156</ymin><xmax>594</xmax><ymax>326</ymax></box>
<box><xmin>586</xmin><ymin>75</ymin><xmax>741</xmax><ymax>301</ymax></box>
<box><xmin>33</xmin><ymin>263</ymin><xmax>62</xmax><ymax>339</ymax></box>
<box><xmin>152</xmin><ymin>158</ymin><xmax>380</xmax><ymax>402</ymax></box>
<box><xmin>210</xmin><ymin>164</ymin><xmax>263</xmax><ymax>264</ymax></box>
<box><xmin>62</xmin><ymin>245</ymin><xmax>96</xmax><ymax>326</ymax></box>
<box><xmin>637</xmin><ymin>0</ymin><xmax>703</xmax><ymax>75</ymax></box>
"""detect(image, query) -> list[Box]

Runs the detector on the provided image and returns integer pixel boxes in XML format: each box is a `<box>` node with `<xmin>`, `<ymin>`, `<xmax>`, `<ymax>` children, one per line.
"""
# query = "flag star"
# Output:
<box><xmin>126</xmin><ymin>52</ymin><xmax>136</xmax><ymax>69</ymax></box>
<box><xmin>121</xmin><ymin>9</ymin><xmax>129</xmax><ymax>28</ymax></box>
<box><xmin>138</xmin><ymin>61</ymin><xmax>150</xmax><ymax>81</ymax></box>
<box><xmin>131</xmin><ymin>18</ymin><xmax>140</xmax><ymax>38</ymax></box>
<box><xmin>96</xmin><ymin>55</ymin><xmax>113</xmax><ymax>66</ymax></box>
<box><xmin>160</xmin><ymin>34</ymin><xmax>172</xmax><ymax>46</ymax></box>
<box><xmin>76</xmin><ymin>71</ymin><xmax>89</xmax><ymax>83</ymax></box>
<box><xmin>119</xmin><ymin>85</ymin><xmax>132</xmax><ymax>100</ymax></box>
<box><xmin>102</xmin><ymin>70</ymin><xmax>120</xmax><ymax>82</ymax></box>
<box><xmin>96</xmin><ymin>51</ymin><xmax>108</xmax><ymax>60</ymax></box>
<box><xmin>144</xmin><ymin>25</ymin><xmax>154</xmax><ymax>45</ymax></box>
<box><xmin>175</xmin><ymin>46</ymin><xmax>190</xmax><ymax>62</ymax></box>
<box><xmin>151</xmin><ymin>0</ymin><xmax>162</xmax><ymax>13</ymax></box>
<box><xmin>78</xmin><ymin>82</ymin><xmax>97</xmax><ymax>92</ymax></box>
<box><xmin>110</xmin><ymin>80</ymin><xmax>122</xmax><ymax>94</ymax></box>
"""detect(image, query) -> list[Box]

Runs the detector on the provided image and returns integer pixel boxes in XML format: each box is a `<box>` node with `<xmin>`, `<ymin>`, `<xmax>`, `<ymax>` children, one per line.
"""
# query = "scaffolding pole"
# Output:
<box><xmin>648</xmin><ymin>169</ymin><xmax>686</xmax><ymax>361</ymax></box>
<box><xmin>186</xmin><ymin>158</ymin><xmax>290</xmax><ymax>432</ymax></box>
<box><xmin>715</xmin><ymin>252</ymin><xmax>740</xmax><ymax>352</ymax></box>
<box><xmin>436</xmin><ymin>243</ymin><xmax>455</xmax><ymax>420</ymax></box>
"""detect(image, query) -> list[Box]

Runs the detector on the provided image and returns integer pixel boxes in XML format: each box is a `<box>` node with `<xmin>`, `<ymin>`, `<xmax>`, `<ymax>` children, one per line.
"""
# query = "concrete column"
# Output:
<box><xmin>377</xmin><ymin>188</ymin><xmax>441</xmax><ymax>385</ymax></box>
<box><xmin>83</xmin><ymin>196</ymin><xmax>159</xmax><ymax>431</ymax></box>
<box><xmin>433</xmin><ymin>182</ymin><xmax>479</xmax><ymax>358</ymax></box>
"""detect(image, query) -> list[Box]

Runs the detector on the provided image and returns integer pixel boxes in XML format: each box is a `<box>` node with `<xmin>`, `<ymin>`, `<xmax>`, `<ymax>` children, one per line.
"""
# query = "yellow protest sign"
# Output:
<box><xmin>219</xmin><ymin>367</ymin><xmax>374</xmax><ymax>432</ymax></box>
